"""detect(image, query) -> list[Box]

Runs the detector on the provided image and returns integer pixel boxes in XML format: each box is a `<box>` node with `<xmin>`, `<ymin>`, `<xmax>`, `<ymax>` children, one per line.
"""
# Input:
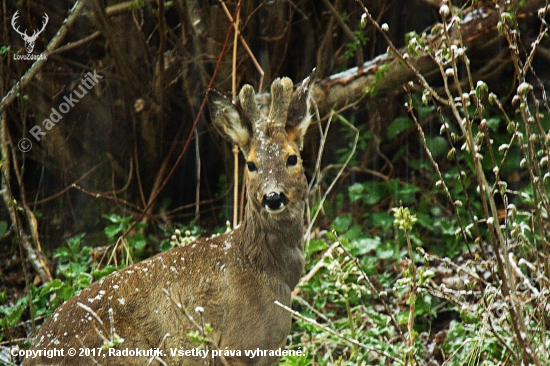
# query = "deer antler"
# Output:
<box><xmin>11</xmin><ymin>11</ymin><xmax>28</xmax><ymax>38</ymax></box>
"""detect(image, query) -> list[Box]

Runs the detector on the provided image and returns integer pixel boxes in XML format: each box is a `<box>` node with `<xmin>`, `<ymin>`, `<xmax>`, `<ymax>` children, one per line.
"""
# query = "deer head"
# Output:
<box><xmin>208</xmin><ymin>71</ymin><xmax>315</xmax><ymax>225</ymax></box>
<box><xmin>12</xmin><ymin>11</ymin><xmax>49</xmax><ymax>53</ymax></box>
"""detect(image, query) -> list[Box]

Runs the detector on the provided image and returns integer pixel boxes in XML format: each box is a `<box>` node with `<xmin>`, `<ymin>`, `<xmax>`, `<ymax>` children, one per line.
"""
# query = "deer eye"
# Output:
<box><xmin>246</xmin><ymin>162</ymin><xmax>257</xmax><ymax>172</ymax></box>
<box><xmin>286</xmin><ymin>155</ymin><xmax>298</xmax><ymax>167</ymax></box>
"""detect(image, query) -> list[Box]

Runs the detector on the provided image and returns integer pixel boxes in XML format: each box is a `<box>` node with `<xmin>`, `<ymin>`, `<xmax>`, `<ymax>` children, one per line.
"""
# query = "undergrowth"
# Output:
<box><xmin>281</xmin><ymin>2</ymin><xmax>550</xmax><ymax>365</ymax></box>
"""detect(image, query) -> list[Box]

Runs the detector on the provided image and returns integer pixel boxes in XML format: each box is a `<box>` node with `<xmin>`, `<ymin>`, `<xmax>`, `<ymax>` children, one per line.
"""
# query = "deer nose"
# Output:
<box><xmin>262</xmin><ymin>192</ymin><xmax>289</xmax><ymax>212</ymax></box>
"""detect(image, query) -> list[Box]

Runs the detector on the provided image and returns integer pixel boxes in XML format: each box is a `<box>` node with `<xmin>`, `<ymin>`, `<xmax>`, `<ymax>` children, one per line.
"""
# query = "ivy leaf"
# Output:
<box><xmin>388</xmin><ymin>117</ymin><xmax>414</xmax><ymax>139</ymax></box>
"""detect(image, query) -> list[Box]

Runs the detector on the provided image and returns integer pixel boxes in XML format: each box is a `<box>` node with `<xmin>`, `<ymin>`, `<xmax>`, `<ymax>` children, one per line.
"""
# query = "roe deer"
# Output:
<box><xmin>22</xmin><ymin>72</ymin><xmax>315</xmax><ymax>366</ymax></box>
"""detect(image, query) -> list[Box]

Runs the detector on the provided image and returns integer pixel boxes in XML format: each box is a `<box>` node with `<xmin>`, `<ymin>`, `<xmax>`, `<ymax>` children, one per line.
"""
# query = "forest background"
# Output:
<box><xmin>1</xmin><ymin>0</ymin><xmax>550</xmax><ymax>364</ymax></box>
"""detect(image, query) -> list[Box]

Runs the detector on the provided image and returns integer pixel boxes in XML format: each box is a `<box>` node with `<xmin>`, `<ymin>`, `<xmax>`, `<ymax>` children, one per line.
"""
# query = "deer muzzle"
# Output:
<box><xmin>262</xmin><ymin>192</ymin><xmax>289</xmax><ymax>213</ymax></box>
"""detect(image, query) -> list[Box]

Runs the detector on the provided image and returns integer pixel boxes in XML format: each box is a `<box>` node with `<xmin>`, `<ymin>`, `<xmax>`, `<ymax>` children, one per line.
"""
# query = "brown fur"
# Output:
<box><xmin>22</xmin><ymin>72</ymin><xmax>315</xmax><ymax>366</ymax></box>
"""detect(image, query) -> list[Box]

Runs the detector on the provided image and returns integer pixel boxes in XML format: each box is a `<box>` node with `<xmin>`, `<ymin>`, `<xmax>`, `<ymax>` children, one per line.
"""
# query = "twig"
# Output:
<box><xmin>49</xmin><ymin>31</ymin><xmax>101</xmax><ymax>55</ymax></box>
<box><xmin>307</xmin><ymin>105</ymin><xmax>332</xmax><ymax>193</ymax></box>
<box><xmin>70</xmin><ymin>183</ymin><xmax>157</xmax><ymax>223</ymax></box>
<box><xmin>0</xmin><ymin>118</ymin><xmax>52</xmax><ymax>285</ymax></box>
<box><xmin>292</xmin><ymin>241</ymin><xmax>339</xmax><ymax>298</ymax></box>
<box><xmin>32</xmin><ymin>160</ymin><xmax>107</xmax><ymax>205</ymax></box>
<box><xmin>218</xmin><ymin>0</ymin><xmax>265</xmax><ymax>92</ymax></box>
<box><xmin>405</xmin><ymin>90</ymin><xmax>472</xmax><ymax>254</ymax></box>
<box><xmin>306</xmin><ymin>112</ymin><xmax>358</xmax><ymax>236</ymax></box>
<box><xmin>335</xmin><ymin>237</ymin><xmax>402</xmax><ymax>333</ymax></box>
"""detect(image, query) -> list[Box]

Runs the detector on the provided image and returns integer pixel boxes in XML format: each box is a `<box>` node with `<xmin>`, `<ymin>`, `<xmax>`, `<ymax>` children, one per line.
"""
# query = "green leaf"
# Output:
<box><xmin>59</xmin><ymin>286</ymin><xmax>76</xmax><ymax>302</ymax></box>
<box><xmin>348</xmin><ymin>183</ymin><xmax>365</xmax><ymax>202</ymax></box>
<box><xmin>332</xmin><ymin>215</ymin><xmax>352</xmax><ymax>233</ymax></box>
<box><xmin>360</xmin><ymin>182</ymin><xmax>387</xmax><ymax>205</ymax></box>
<box><xmin>352</xmin><ymin>236</ymin><xmax>381</xmax><ymax>255</ymax></box>
<box><xmin>378</xmin><ymin>247</ymin><xmax>395</xmax><ymax>259</ymax></box>
<box><xmin>424</xmin><ymin>136</ymin><xmax>449</xmax><ymax>158</ymax></box>
<box><xmin>307</xmin><ymin>239</ymin><xmax>328</xmax><ymax>254</ymax></box>
<box><xmin>53</xmin><ymin>247</ymin><xmax>71</xmax><ymax>259</ymax></box>
<box><xmin>67</xmin><ymin>233</ymin><xmax>85</xmax><ymax>252</ymax></box>
<box><xmin>103</xmin><ymin>213</ymin><xmax>122</xmax><ymax>223</ymax></box>
<box><xmin>76</xmin><ymin>273</ymin><xmax>93</xmax><ymax>290</ymax></box>
<box><xmin>392</xmin><ymin>182</ymin><xmax>420</xmax><ymax>204</ymax></box>
<box><xmin>104</xmin><ymin>224</ymin><xmax>123</xmax><ymax>238</ymax></box>
<box><xmin>38</xmin><ymin>279</ymin><xmax>64</xmax><ymax>296</ymax></box>
<box><xmin>396</xmin><ymin>311</ymin><xmax>409</xmax><ymax>325</ymax></box>
<box><xmin>368</xmin><ymin>211</ymin><xmax>394</xmax><ymax>228</ymax></box>
<box><xmin>375</xmin><ymin>64</ymin><xmax>389</xmax><ymax>82</ymax></box>
<box><xmin>0</xmin><ymin>296</ymin><xmax>28</xmax><ymax>327</ymax></box>
<box><xmin>92</xmin><ymin>265</ymin><xmax>119</xmax><ymax>281</ymax></box>
<box><xmin>387</xmin><ymin>117</ymin><xmax>414</xmax><ymax>139</ymax></box>
<box><xmin>129</xmin><ymin>233</ymin><xmax>147</xmax><ymax>250</ymax></box>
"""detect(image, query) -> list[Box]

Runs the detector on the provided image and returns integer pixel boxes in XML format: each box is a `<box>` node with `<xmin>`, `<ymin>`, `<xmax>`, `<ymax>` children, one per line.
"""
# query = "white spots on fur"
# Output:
<box><xmin>113</xmin><ymin>284</ymin><xmax>119</xmax><ymax>289</ymax></box>
<box><xmin>170</xmin><ymin>266</ymin><xmax>178</xmax><ymax>274</ymax></box>
<box><xmin>118</xmin><ymin>298</ymin><xmax>125</xmax><ymax>305</ymax></box>
<box><xmin>88</xmin><ymin>290</ymin><xmax>105</xmax><ymax>303</ymax></box>
<box><xmin>143</xmin><ymin>258</ymin><xmax>154</xmax><ymax>267</ymax></box>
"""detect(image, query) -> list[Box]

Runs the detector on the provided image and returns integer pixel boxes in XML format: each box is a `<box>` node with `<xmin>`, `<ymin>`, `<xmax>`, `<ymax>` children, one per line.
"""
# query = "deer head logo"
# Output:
<box><xmin>11</xmin><ymin>11</ymin><xmax>49</xmax><ymax>54</ymax></box>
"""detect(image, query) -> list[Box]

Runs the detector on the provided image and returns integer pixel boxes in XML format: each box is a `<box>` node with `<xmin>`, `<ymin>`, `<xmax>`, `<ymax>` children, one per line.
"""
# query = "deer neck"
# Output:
<box><xmin>236</xmin><ymin>200</ymin><xmax>305</xmax><ymax>289</ymax></box>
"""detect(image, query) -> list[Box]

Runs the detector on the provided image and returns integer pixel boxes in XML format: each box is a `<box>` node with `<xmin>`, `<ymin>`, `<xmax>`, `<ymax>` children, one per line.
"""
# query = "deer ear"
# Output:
<box><xmin>286</xmin><ymin>69</ymin><xmax>316</xmax><ymax>150</ymax></box>
<box><xmin>208</xmin><ymin>89</ymin><xmax>251</xmax><ymax>153</ymax></box>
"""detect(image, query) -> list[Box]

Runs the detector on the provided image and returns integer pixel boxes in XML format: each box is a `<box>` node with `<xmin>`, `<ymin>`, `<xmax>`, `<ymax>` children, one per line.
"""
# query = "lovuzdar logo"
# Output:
<box><xmin>11</xmin><ymin>10</ymin><xmax>48</xmax><ymax>60</ymax></box>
